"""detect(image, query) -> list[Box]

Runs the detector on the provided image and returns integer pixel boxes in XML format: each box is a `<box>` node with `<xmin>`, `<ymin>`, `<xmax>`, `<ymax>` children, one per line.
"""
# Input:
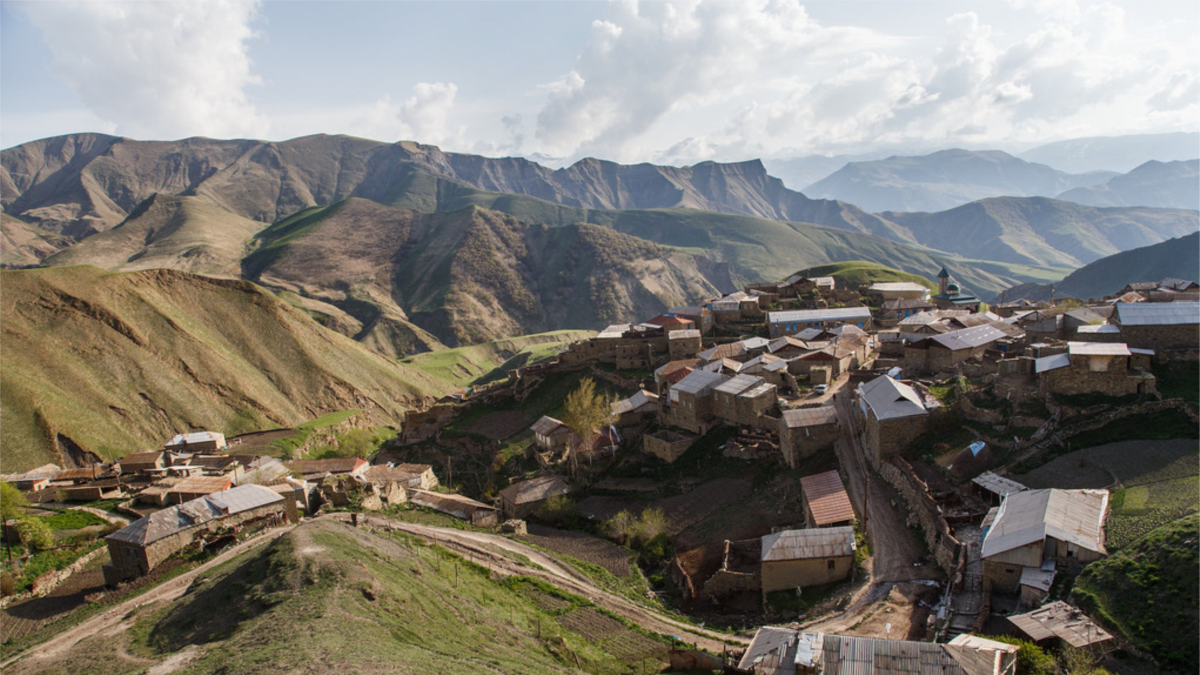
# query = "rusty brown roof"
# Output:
<box><xmin>1008</xmin><ymin>601</ymin><xmax>1114</xmax><ymax>648</ymax></box>
<box><xmin>165</xmin><ymin>475</ymin><xmax>234</xmax><ymax>496</ymax></box>
<box><xmin>801</xmin><ymin>470</ymin><xmax>856</xmax><ymax>526</ymax></box>
<box><xmin>499</xmin><ymin>475</ymin><xmax>569</xmax><ymax>505</ymax></box>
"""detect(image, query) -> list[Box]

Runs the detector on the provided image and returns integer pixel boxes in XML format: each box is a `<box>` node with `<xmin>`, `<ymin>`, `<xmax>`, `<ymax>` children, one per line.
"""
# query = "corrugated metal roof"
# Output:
<box><xmin>980</xmin><ymin>489</ymin><xmax>1108</xmax><ymax>558</ymax></box>
<box><xmin>782</xmin><ymin>407</ymin><xmax>838</xmax><ymax>428</ymax></box>
<box><xmin>611</xmin><ymin>390</ymin><xmax>658</xmax><ymax>415</ymax></box>
<box><xmin>801</xmin><ymin>471</ymin><xmax>855</xmax><ymax>526</ymax></box>
<box><xmin>822</xmin><ymin>633</ymin><xmax>968</xmax><ymax>675</ymax></box>
<box><xmin>1129</xmin><ymin>347</ymin><xmax>1155</xmax><ymax>355</ymax></box>
<box><xmin>1074</xmin><ymin>323</ymin><xmax>1120</xmax><ymax>334</ymax></box>
<box><xmin>499</xmin><ymin>475</ymin><xmax>569</xmax><ymax>505</ymax></box>
<box><xmin>1034</xmin><ymin>353</ymin><xmax>1070</xmax><ymax>373</ymax></box>
<box><xmin>898</xmin><ymin>311</ymin><xmax>941</xmax><ymax>326</ymax></box>
<box><xmin>671</xmin><ymin>369</ymin><xmax>728</xmax><ymax>395</ymax></box>
<box><xmin>1020</xmin><ymin>565</ymin><xmax>1056</xmax><ymax>592</ymax></box>
<box><xmin>531</xmin><ymin>415</ymin><xmax>567</xmax><ymax>436</ymax></box>
<box><xmin>668</xmin><ymin>328</ymin><xmax>701</xmax><ymax>339</ymax></box>
<box><xmin>762</xmin><ymin>527</ymin><xmax>855</xmax><ymax>561</ymax></box>
<box><xmin>741</xmin><ymin>383</ymin><xmax>777</xmax><ymax>400</ymax></box>
<box><xmin>1008</xmin><ymin>601</ymin><xmax>1114</xmax><ymax>647</ymax></box>
<box><xmin>283</xmin><ymin>458</ymin><xmax>368</xmax><ymax>475</ymax></box>
<box><xmin>409</xmin><ymin>489</ymin><xmax>497</xmax><ymax>520</ymax></box>
<box><xmin>1067</xmin><ymin>341</ymin><xmax>1131</xmax><ymax>356</ymax></box>
<box><xmin>740</xmin><ymin>629</ymin><xmax>1016</xmax><ymax>675</ymax></box>
<box><xmin>108</xmin><ymin>484</ymin><xmax>283</xmax><ymax>545</ymax></box>
<box><xmin>1114</xmin><ymin>301</ymin><xmax>1200</xmax><ymax>326</ymax></box>
<box><xmin>971</xmin><ymin>471</ymin><xmax>1028</xmax><ymax>497</ymax></box>
<box><xmin>869</xmin><ymin>282</ymin><xmax>930</xmax><ymax>293</ymax></box>
<box><xmin>715</xmin><ymin>374</ymin><xmax>765</xmax><ymax>396</ymax></box>
<box><xmin>166</xmin><ymin>475</ymin><xmax>233</xmax><ymax>496</ymax></box>
<box><xmin>769</xmin><ymin>307</ymin><xmax>873</xmax><ymax>324</ymax></box>
<box><xmin>858</xmin><ymin>376</ymin><xmax>928</xmax><ymax>421</ymax></box>
<box><xmin>924</xmin><ymin>324</ymin><xmax>1006</xmax><ymax>351</ymax></box>
<box><xmin>165</xmin><ymin>431</ymin><xmax>226</xmax><ymax>447</ymax></box>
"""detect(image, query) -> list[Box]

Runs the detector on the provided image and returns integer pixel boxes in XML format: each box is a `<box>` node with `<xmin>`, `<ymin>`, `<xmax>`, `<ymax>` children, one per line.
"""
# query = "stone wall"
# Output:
<box><xmin>402</xmin><ymin>404</ymin><xmax>461</xmax><ymax>443</ymax></box>
<box><xmin>878</xmin><ymin>456</ymin><xmax>961</xmax><ymax>574</ymax></box>
<box><xmin>1118</xmin><ymin>324</ymin><xmax>1200</xmax><ymax>352</ymax></box>
<box><xmin>780</xmin><ymin>422</ymin><xmax>840</xmax><ymax>469</ymax></box>
<box><xmin>864</xmin><ymin>413</ymin><xmax>929</xmax><ymax>466</ymax></box>
<box><xmin>1039</xmin><ymin>358</ymin><xmax>1154</xmax><ymax>396</ymax></box>
<box><xmin>0</xmin><ymin>547</ymin><xmax>106</xmax><ymax>609</ymax></box>
<box><xmin>703</xmin><ymin>569</ymin><xmax>761</xmax><ymax>596</ymax></box>
<box><xmin>643</xmin><ymin>430</ymin><xmax>699</xmax><ymax>463</ymax></box>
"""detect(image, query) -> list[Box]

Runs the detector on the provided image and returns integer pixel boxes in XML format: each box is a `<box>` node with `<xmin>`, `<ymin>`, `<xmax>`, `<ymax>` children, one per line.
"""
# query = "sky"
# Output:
<box><xmin>2</xmin><ymin>0</ymin><xmax>1197</xmax><ymax>165</ymax></box>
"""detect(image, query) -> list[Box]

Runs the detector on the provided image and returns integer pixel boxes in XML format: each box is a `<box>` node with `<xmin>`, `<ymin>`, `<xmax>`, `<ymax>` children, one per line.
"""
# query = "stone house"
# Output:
<box><xmin>709</xmin><ymin>291</ymin><xmax>763</xmax><ymax>322</ymax></box>
<box><xmin>856</xmin><ymin>376</ymin><xmax>931</xmax><ymax>465</ymax></box>
<box><xmin>498</xmin><ymin>475</ymin><xmax>570</xmax><ymax>519</ymax></box>
<box><xmin>283</xmin><ymin>457</ymin><xmax>369</xmax><ymax>481</ymax></box>
<box><xmin>877</xmin><ymin>298</ymin><xmax>937</xmax><ymax>325</ymax></box>
<box><xmin>663</xmin><ymin>369</ymin><xmax>728</xmax><ymax>433</ymax></box>
<box><xmin>103</xmin><ymin>484</ymin><xmax>295</xmax><ymax>584</ymax></box>
<box><xmin>905</xmin><ymin>324</ymin><xmax>1007</xmax><ymax>373</ymax></box>
<box><xmin>409</xmin><ymin>489</ymin><xmax>499</xmax><ymax>527</ymax></box>
<box><xmin>980</xmin><ymin>489</ymin><xmax>1108</xmax><ymax>593</ymax></box>
<box><xmin>800</xmin><ymin>470</ymin><xmax>855</xmax><ymax>528</ymax></box>
<box><xmin>760</xmin><ymin>527</ymin><xmax>855</xmax><ymax>593</ymax></box>
<box><xmin>531</xmin><ymin>416</ymin><xmax>572</xmax><ymax>452</ymax></box>
<box><xmin>642</xmin><ymin>429</ymin><xmax>699</xmax><ymax>463</ymax></box>
<box><xmin>1034</xmin><ymin>342</ymin><xmax>1156</xmax><ymax>396</ymax></box>
<box><xmin>668</xmin><ymin>329</ymin><xmax>702</xmax><ymax>360</ymax></box>
<box><xmin>610</xmin><ymin>390</ymin><xmax>660</xmax><ymax>427</ymax></box>
<box><xmin>737</xmin><ymin>382</ymin><xmax>779</xmax><ymax>427</ymax></box>
<box><xmin>119</xmin><ymin>451</ymin><xmax>164</xmax><ymax>476</ymax></box>
<box><xmin>713</xmin><ymin>374</ymin><xmax>768</xmax><ymax>425</ymax></box>
<box><xmin>164</xmin><ymin>474</ymin><xmax>234</xmax><ymax>503</ymax></box>
<box><xmin>767</xmin><ymin>307</ymin><xmax>872</xmax><ymax>338</ymax></box>
<box><xmin>668</xmin><ymin>306</ymin><xmax>714</xmax><ymax>335</ymax></box>
<box><xmin>654</xmin><ymin>359</ymin><xmax>699</xmax><ymax>394</ymax></box>
<box><xmin>164</xmin><ymin>431</ymin><xmax>227</xmax><ymax>454</ymax></box>
<box><xmin>364</xmin><ymin>463</ymin><xmax>439</xmax><ymax>491</ymax></box>
<box><xmin>779</xmin><ymin>407</ymin><xmax>839</xmax><ymax>468</ymax></box>
<box><xmin>1111</xmin><ymin>301</ymin><xmax>1200</xmax><ymax>351</ymax></box>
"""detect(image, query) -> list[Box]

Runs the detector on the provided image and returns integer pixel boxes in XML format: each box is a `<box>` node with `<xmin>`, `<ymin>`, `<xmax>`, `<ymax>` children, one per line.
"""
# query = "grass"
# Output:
<box><xmin>1</xmin><ymin>541</ymin><xmax>105</xmax><ymax>594</ymax></box>
<box><xmin>1153</xmin><ymin>362</ymin><xmax>1199</xmax><ymax>407</ymax></box>
<box><xmin>267</xmin><ymin>409</ymin><xmax>363</xmax><ymax>455</ymax></box>
<box><xmin>1072</xmin><ymin>514</ymin><xmax>1199</xmax><ymax>672</ymax></box>
<box><xmin>399</xmin><ymin>331</ymin><xmax>594</xmax><ymax>388</ymax></box>
<box><xmin>83</xmin><ymin>519</ymin><xmax>677</xmax><ymax>675</ymax></box>
<box><xmin>1064</xmin><ymin>409</ymin><xmax>1198</xmax><ymax>450</ymax></box>
<box><xmin>801</xmin><ymin>260</ymin><xmax>937</xmax><ymax>292</ymax></box>
<box><xmin>40</xmin><ymin>509</ymin><xmax>107</xmax><ymax>531</ymax></box>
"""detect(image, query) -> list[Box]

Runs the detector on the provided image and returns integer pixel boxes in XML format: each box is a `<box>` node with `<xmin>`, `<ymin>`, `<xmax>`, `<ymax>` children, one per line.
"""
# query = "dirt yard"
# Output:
<box><xmin>837</xmin><ymin>583</ymin><xmax>939</xmax><ymax>641</ymax></box>
<box><xmin>652</xmin><ymin>478</ymin><xmax>752</xmax><ymax>538</ymax></box>
<box><xmin>463</xmin><ymin>411</ymin><xmax>533</xmax><ymax>440</ymax></box>
<box><xmin>576</xmin><ymin>495</ymin><xmax>645</xmax><ymax>522</ymax></box>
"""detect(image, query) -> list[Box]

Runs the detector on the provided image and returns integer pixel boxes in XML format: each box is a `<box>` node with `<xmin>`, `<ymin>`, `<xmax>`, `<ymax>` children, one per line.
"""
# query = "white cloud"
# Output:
<box><xmin>396</xmin><ymin>82</ymin><xmax>461</xmax><ymax>146</ymax></box>
<box><xmin>20</xmin><ymin>0</ymin><xmax>268</xmax><ymax>141</ymax></box>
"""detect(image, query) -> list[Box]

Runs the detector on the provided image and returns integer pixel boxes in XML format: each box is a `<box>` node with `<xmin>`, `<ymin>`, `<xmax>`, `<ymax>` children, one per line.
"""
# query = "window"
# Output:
<box><xmin>125</xmin><ymin>547</ymin><xmax>135</xmax><ymax>558</ymax></box>
<box><xmin>827</xmin><ymin>560</ymin><xmax>836</xmax><ymax>570</ymax></box>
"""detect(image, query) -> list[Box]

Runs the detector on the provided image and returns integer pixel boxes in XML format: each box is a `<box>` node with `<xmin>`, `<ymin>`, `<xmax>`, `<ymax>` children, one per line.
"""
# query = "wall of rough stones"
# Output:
<box><xmin>878</xmin><ymin>457</ymin><xmax>961</xmax><ymax>574</ymax></box>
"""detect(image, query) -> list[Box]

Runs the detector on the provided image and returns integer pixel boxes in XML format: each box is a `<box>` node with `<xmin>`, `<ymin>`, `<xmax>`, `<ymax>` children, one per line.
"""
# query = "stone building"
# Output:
<box><xmin>1111</xmin><ymin>302</ymin><xmax>1199</xmax><ymax>351</ymax></box>
<box><xmin>767</xmin><ymin>307</ymin><xmax>873</xmax><ymax>338</ymax></box>
<box><xmin>610</xmin><ymin>390</ymin><xmax>660</xmax><ymax>427</ymax></box>
<box><xmin>164</xmin><ymin>431</ymin><xmax>227</xmax><ymax>454</ymax></box>
<box><xmin>980</xmin><ymin>488</ymin><xmax>1108</xmax><ymax>593</ymax></box>
<box><xmin>531</xmin><ymin>415</ymin><xmax>572</xmax><ymax>452</ymax></box>
<box><xmin>1034</xmin><ymin>342</ymin><xmax>1156</xmax><ymax>396</ymax></box>
<box><xmin>738</xmin><ymin>630</ymin><xmax>1018</xmax><ymax>675</ymax></box>
<box><xmin>713</xmin><ymin>374</ymin><xmax>768</xmax><ymax>426</ymax></box>
<box><xmin>668</xmin><ymin>329</ymin><xmax>703</xmax><ymax>359</ymax></box>
<box><xmin>498</xmin><ymin>475</ymin><xmax>570</xmax><ymax>519</ymax></box>
<box><xmin>103</xmin><ymin>484</ymin><xmax>295</xmax><ymax>585</ymax></box>
<box><xmin>119</xmin><ymin>451</ymin><xmax>164</xmax><ymax>476</ymax></box>
<box><xmin>866</xmin><ymin>282</ymin><xmax>930</xmax><ymax>302</ymax></box>
<box><xmin>856</xmin><ymin>376</ymin><xmax>931</xmax><ymax>465</ymax></box>
<box><xmin>760</xmin><ymin>527</ymin><xmax>855</xmax><ymax>593</ymax></box>
<box><xmin>662</xmin><ymin>369</ymin><xmax>728</xmax><ymax>433</ymax></box>
<box><xmin>409</xmin><ymin>489</ymin><xmax>499</xmax><ymax>527</ymax></box>
<box><xmin>904</xmin><ymin>324</ymin><xmax>1007</xmax><ymax>373</ymax></box>
<box><xmin>667</xmin><ymin>306</ymin><xmax>714</xmax><ymax>335</ymax></box>
<box><xmin>779</xmin><ymin>407</ymin><xmax>839</xmax><ymax>468</ymax></box>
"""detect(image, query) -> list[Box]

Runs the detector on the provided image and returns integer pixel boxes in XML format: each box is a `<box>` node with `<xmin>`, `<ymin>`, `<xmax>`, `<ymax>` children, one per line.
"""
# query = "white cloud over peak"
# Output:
<box><xmin>21</xmin><ymin>0</ymin><xmax>268</xmax><ymax>141</ymax></box>
<box><xmin>396</xmin><ymin>82</ymin><xmax>462</xmax><ymax>146</ymax></box>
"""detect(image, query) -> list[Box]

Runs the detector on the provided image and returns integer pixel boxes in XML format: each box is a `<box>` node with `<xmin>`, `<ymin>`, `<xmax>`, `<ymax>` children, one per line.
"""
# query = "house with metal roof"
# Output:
<box><xmin>610</xmin><ymin>389</ymin><xmax>660</xmax><ymax>427</ymax></box>
<box><xmin>1035</xmin><ymin>341</ymin><xmax>1156</xmax><ymax>396</ymax></box>
<box><xmin>737</xmin><ymin>629</ymin><xmax>1018</xmax><ymax>675</ymax></box>
<box><xmin>713</xmin><ymin>374</ymin><xmax>768</xmax><ymax>423</ymax></box>
<box><xmin>1008</xmin><ymin>601</ymin><xmax>1114</xmax><ymax>650</ymax></box>
<box><xmin>663</xmin><ymin>369</ymin><xmax>729</xmax><ymax>433</ymax></box>
<box><xmin>498</xmin><ymin>475</ymin><xmax>570</xmax><ymax>519</ymax></box>
<box><xmin>800</xmin><ymin>470</ymin><xmax>855</xmax><ymax>528</ymax></box>
<box><xmin>103</xmin><ymin>484</ymin><xmax>294</xmax><ymax>585</ymax></box>
<box><xmin>932</xmin><ymin>268</ymin><xmax>983</xmax><ymax>312</ymax></box>
<box><xmin>409</xmin><ymin>489</ymin><xmax>499</xmax><ymax>527</ymax></box>
<box><xmin>779</xmin><ymin>407</ymin><xmax>840</xmax><ymax>467</ymax></box>
<box><xmin>1111</xmin><ymin>301</ymin><xmax>1200</xmax><ymax>350</ymax></box>
<box><xmin>760</xmin><ymin>527</ymin><xmax>856</xmax><ymax>592</ymax></box>
<box><xmin>980</xmin><ymin>489</ymin><xmax>1108</xmax><ymax>592</ymax></box>
<box><xmin>164</xmin><ymin>430</ymin><xmax>227</xmax><ymax>453</ymax></box>
<box><xmin>767</xmin><ymin>307</ymin><xmax>873</xmax><ymax>337</ymax></box>
<box><xmin>530</xmin><ymin>415</ymin><xmax>572</xmax><ymax>452</ymax></box>
<box><xmin>904</xmin><ymin>324</ymin><xmax>1009</xmax><ymax>373</ymax></box>
<box><xmin>856</xmin><ymin>376</ymin><xmax>931</xmax><ymax>465</ymax></box>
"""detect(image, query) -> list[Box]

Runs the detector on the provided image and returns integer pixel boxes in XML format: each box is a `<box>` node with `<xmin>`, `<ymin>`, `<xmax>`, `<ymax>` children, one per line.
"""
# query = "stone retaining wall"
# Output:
<box><xmin>1</xmin><ymin>546</ymin><xmax>105</xmax><ymax>609</ymax></box>
<box><xmin>878</xmin><ymin>456</ymin><xmax>961</xmax><ymax>574</ymax></box>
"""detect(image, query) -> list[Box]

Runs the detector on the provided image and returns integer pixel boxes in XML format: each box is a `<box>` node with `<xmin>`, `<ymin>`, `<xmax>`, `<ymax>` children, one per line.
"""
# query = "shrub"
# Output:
<box><xmin>1</xmin><ymin>573</ymin><xmax>15</xmax><ymax>596</ymax></box>
<box><xmin>982</xmin><ymin>635</ymin><xmax>1055</xmax><ymax>675</ymax></box>
<box><xmin>15</xmin><ymin>517</ymin><xmax>56</xmax><ymax>551</ymax></box>
<box><xmin>1</xmin><ymin>483</ymin><xmax>27</xmax><ymax>521</ymax></box>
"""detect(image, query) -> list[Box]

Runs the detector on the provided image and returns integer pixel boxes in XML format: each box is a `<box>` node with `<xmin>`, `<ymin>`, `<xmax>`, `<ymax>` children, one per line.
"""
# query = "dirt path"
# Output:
<box><xmin>329</xmin><ymin>514</ymin><xmax>751</xmax><ymax>651</ymax></box>
<box><xmin>0</xmin><ymin>526</ymin><xmax>294</xmax><ymax>672</ymax></box>
<box><xmin>834</xmin><ymin>394</ymin><xmax>942</xmax><ymax>585</ymax></box>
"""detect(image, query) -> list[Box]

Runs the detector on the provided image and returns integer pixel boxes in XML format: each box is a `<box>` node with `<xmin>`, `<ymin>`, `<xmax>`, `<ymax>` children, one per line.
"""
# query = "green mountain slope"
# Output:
<box><xmin>399</xmin><ymin>330</ymin><xmax>595</xmax><ymax>388</ymax></box>
<box><xmin>804</xmin><ymin>149</ymin><xmax>1114</xmax><ymax>213</ymax></box>
<box><xmin>1072</xmin><ymin>514</ymin><xmax>1199</xmax><ymax>671</ymax></box>
<box><xmin>22</xmin><ymin>519</ymin><xmax>668</xmax><ymax>675</ymax></box>
<box><xmin>0</xmin><ymin>266</ymin><xmax>450</xmax><ymax>471</ymax></box>
<box><xmin>798</xmin><ymin>261</ymin><xmax>938</xmax><ymax>291</ymax></box>
<box><xmin>1051</xmin><ymin>231</ymin><xmax>1200</xmax><ymax>299</ymax></box>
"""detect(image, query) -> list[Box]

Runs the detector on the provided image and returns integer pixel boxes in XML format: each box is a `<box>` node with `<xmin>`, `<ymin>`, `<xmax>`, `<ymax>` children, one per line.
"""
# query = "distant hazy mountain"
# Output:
<box><xmin>802</xmin><ymin>149</ymin><xmax>1115</xmax><ymax>213</ymax></box>
<box><xmin>1018</xmin><ymin>132</ymin><xmax>1200</xmax><ymax>174</ymax></box>
<box><xmin>762</xmin><ymin>154</ymin><xmax>857</xmax><ymax>191</ymax></box>
<box><xmin>1056</xmin><ymin>160</ymin><xmax>1199</xmax><ymax>210</ymax></box>
<box><xmin>884</xmin><ymin>197</ymin><xmax>1198</xmax><ymax>268</ymax></box>
<box><xmin>998</xmin><ymin>232</ymin><xmax>1200</xmax><ymax>302</ymax></box>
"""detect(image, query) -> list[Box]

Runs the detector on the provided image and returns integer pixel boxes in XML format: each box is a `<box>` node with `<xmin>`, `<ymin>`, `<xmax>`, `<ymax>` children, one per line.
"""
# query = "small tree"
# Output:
<box><xmin>561</xmin><ymin>377</ymin><xmax>612</xmax><ymax>477</ymax></box>
<box><xmin>15</xmin><ymin>517</ymin><xmax>55</xmax><ymax>552</ymax></box>
<box><xmin>1</xmin><ymin>484</ymin><xmax>27</xmax><ymax>562</ymax></box>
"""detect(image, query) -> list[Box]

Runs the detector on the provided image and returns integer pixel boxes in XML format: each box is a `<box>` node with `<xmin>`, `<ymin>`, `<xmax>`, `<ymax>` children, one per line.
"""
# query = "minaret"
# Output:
<box><xmin>937</xmin><ymin>266</ymin><xmax>950</xmax><ymax>295</ymax></box>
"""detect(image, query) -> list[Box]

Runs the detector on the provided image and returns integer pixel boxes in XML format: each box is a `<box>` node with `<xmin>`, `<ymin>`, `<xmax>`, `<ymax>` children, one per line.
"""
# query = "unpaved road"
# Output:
<box><xmin>331</xmin><ymin>513</ymin><xmax>750</xmax><ymax>651</ymax></box>
<box><xmin>0</xmin><ymin>527</ymin><xmax>294</xmax><ymax>672</ymax></box>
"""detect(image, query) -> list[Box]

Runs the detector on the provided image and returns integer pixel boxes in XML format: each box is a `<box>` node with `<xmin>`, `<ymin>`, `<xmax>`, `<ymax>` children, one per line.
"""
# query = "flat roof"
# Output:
<box><xmin>714</xmin><ymin>374</ymin><xmax>765</xmax><ymax>396</ymax></box>
<box><xmin>1067</xmin><ymin>342</ymin><xmax>1131</xmax><ymax>356</ymax></box>
<box><xmin>768</xmin><ymin>307</ymin><xmax>872</xmax><ymax>324</ymax></box>
<box><xmin>1009</xmin><ymin>601</ymin><xmax>1114</xmax><ymax>648</ymax></box>
<box><xmin>868</xmin><ymin>282</ymin><xmax>929</xmax><ymax>293</ymax></box>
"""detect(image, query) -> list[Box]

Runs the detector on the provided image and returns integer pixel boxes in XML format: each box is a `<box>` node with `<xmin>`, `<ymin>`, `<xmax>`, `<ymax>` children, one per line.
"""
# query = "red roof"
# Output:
<box><xmin>801</xmin><ymin>470</ymin><xmax>855</xmax><ymax>526</ymax></box>
<box><xmin>647</xmin><ymin>315</ymin><xmax>694</xmax><ymax>327</ymax></box>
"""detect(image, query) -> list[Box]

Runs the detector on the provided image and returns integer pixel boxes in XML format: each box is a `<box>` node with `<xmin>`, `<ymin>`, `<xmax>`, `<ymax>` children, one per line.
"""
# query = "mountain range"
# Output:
<box><xmin>1056</xmin><ymin>160</ymin><xmax>1199</xmax><ymax>210</ymax></box>
<box><xmin>1016</xmin><ymin>132</ymin><xmax>1200</xmax><ymax>174</ymax></box>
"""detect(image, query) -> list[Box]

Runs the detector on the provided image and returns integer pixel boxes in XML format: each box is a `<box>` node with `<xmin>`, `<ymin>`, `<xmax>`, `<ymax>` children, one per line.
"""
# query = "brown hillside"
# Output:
<box><xmin>0</xmin><ymin>266</ymin><xmax>450</xmax><ymax>471</ymax></box>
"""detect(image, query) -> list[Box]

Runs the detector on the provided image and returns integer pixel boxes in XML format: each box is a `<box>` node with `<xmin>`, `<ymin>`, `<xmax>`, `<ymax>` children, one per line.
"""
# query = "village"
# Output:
<box><xmin>2</xmin><ymin>266</ymin><xmax>1197</xmax><ymax>675</ymax></box>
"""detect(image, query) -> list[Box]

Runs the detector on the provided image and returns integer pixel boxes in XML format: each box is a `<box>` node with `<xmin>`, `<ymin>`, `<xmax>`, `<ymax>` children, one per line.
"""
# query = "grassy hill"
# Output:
<box><xmin>0</xmin><ymin>213</ymin><xmax>70</xmax><ymax>268</ymax></box>
<box><xmin>1072</xmin><ymin>515</ymin><xmax>1199</xmax><ymax>671</ymax></box>
<box><xmin>797</xmin><ymin>260</ymin><xmax>938</xmax><ymax>292</ymax></box>
<box><xmin>399</xmin><ymin>330</ymin><xmax>594</xmax><ymax>388</ymax></box>
<box><xmin>0</xmin><ymin>266</ymin><xmax>451</xmax><ymax>472</ymax></box>
<box><xmin>35</xmin><ymin>519</ymin><xmax>670</xmax><ymax>675</ymax></box>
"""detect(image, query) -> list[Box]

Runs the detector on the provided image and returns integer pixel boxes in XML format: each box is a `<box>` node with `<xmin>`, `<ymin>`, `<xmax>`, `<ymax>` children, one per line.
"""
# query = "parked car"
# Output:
<box><xmin>814</xmin><ymin>384</ymin><xmax>829</xmax><ymax>395</ymax></box>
